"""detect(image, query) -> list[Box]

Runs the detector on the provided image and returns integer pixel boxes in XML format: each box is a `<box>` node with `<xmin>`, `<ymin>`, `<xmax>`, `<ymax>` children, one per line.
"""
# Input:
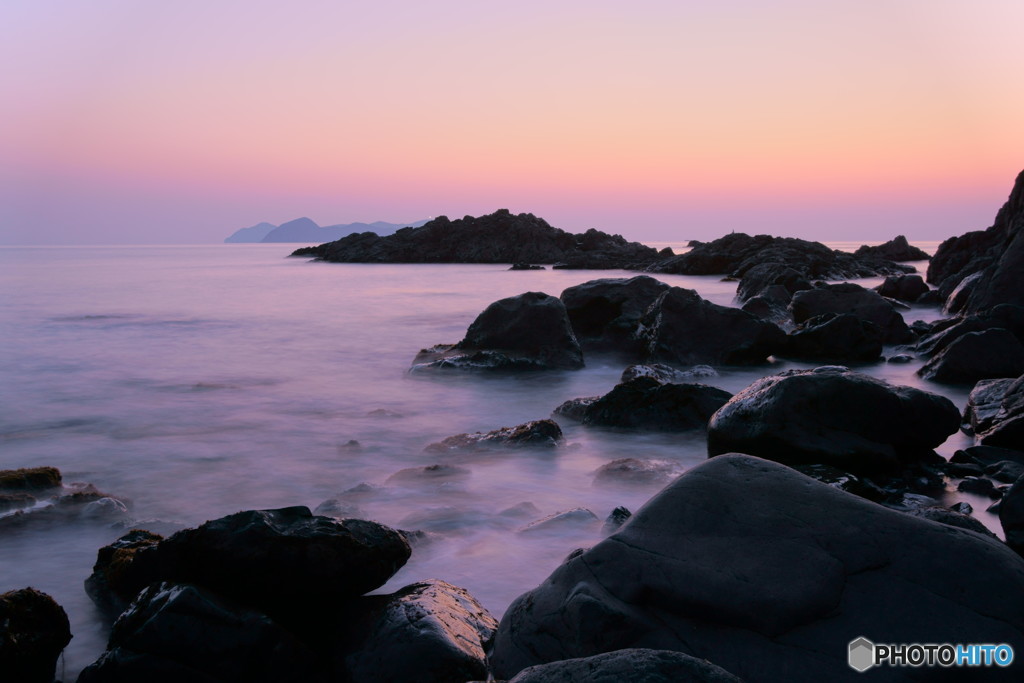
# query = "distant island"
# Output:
<box><xmin>224</xmin><ymin>217</ymin><xmax>429</xmax><ymax>243</ymax></box>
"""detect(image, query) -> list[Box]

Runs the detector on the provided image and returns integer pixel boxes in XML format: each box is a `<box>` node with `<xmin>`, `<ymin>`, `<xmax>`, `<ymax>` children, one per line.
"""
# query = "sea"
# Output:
<box><xmin>0</xmin><ymin>240</ymin><xmax>988</xmax><ymax>679</ymax></box>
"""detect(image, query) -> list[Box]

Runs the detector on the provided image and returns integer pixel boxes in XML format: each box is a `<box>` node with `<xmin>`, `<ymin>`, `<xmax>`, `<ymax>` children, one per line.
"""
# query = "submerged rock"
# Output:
<box><xmin>0</xmin><ymin>587</ymin><xmax>72</xmax><ymax>683</ymax></box>
<box><xmin>490</xmin><ymin>454</ymin><xmax>1024</xmax><ymax>681</ymax></box>
<box><xmin>507</xmin><ymin>648</ymin><xmax>742</xmax><ymax>683</ymax></box>
<box><xmin>635</xmin><ymin>287</ymin><xmax>786</xmax><ymax>365</ymax></box>
<box><xmin>707</xmin><ymin>367</ymin><xmax>960</xmax><ymax>475</ymax></box>
<box><xmin>425</xmin><ymin>419</ymin><xmax>563</xmax><ymax>453</ymax></box>
<box><xmin>412</xmin><ymin>292</ymin><xmax>584</xmax><ymax>371</ymax></box>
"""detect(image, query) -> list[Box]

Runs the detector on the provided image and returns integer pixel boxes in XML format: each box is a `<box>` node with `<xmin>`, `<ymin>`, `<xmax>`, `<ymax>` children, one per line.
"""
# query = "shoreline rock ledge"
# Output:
<box><xmin>490</xmin><ymin>454</ymin><xmax>1024</xmax><ymax>681</ymax></box>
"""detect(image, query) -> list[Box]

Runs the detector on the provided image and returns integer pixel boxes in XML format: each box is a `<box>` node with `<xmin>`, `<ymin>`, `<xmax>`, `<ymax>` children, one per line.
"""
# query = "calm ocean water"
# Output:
<box><xmin>0</xmin><ymin>241</ymin><xmax>983</xmax><ymax>677</ymax></box>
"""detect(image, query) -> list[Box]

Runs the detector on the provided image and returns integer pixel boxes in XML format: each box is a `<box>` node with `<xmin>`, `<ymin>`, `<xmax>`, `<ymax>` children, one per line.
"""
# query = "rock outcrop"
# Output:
<box><xmin>789</xmin><ymin>282</ymin><xmax>913</xmax><ymax>344</ymax></box>
<box><xmin>706</xmin><ymin>367</ymin><xmax>960</xmax><ymax>475</ymax></box>
<box><xmin>558</xmin><ymin>377</ymin><xmax>732</xmax><ymax>432</ymax></box>
<box><xmin>491</xmin><ymin>454</ymin><xmax>1024</xmax><ymax>681</ymax></box>
<box><xmin>412</xmin><ymin>292</ymin><xmax>584</xmax><ymax>371</ymax></box>
<box><xmin>559</xmin><ymin>276</ymin><xmax>669</xmax><ymax>353</ymax></box>
<box><xmin>293</xmin><ymin>209</ymin><xmax>659</xmax><ymax>268</ymax></box>
<box><xmin>854</xmin><ymin>235</ymin><xmax>930</xmax><ymax>262</ymax></box>
<box><xmin>917</xmin><ymin>328</ymin><xmax>1024</xmax><ymax>384</ymax></box>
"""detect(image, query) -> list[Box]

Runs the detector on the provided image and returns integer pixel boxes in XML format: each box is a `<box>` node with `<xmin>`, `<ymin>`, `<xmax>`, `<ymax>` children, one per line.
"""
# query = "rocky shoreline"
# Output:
<box><xmin>7</xmin><ymin>170</ymin><xmax>1024</xmax><ymax>681</ymax></box>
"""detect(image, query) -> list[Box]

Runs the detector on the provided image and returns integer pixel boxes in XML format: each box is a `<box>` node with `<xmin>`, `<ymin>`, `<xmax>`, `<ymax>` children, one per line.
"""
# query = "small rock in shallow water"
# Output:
<box><xmin>519</xmin><ymin>508</ymin><xmax>599</xmax><ymax>534</ymax></box>
<box><xmin>957</xmin><ymin>476</ymin><xmax>1000</xmax><ymax>498</ymax></box>
<box><xmin>602</xmin><ymin>506</ymin><xmax>632</xmax><ymax>535</ymax></box>
<box><xmin>426</xmin><ymin>419</ymin><xmax>563</xmax><ymax>453</ymax></box>
<box><xmin>950</xmin><ymin>501</ymin><xmax>973</xmax><ymax>515</ymax></box>
<box><xmin>592</xmin><ymin>458</ymin><xmax>684</xmax><ymax>487</ymax></box>
<box><xmin>0</xmin><ymin>466</ymin><xmax>62</xmax><ymax>491</ymax></box>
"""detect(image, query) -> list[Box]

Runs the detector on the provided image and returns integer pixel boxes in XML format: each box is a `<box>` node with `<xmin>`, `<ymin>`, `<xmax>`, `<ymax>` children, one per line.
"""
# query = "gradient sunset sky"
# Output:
<box><xmin>2</xmin><ymin>0</ymin><xmax>1022</xmax><ymax>245</ymax></box>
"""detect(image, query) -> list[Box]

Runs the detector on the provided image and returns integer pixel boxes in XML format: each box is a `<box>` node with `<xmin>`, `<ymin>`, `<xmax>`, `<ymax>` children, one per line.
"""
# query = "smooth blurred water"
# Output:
<box><xmin>0</xmin><ymin>241</ymin><xmax>979</xmax><ymax>678</ymax></box>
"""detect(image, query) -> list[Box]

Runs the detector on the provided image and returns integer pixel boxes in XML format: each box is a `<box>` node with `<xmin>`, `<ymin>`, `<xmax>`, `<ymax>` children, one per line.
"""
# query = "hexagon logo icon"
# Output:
<box><xmin>849</xmin><ymin>637</ymin><xmax>875</xmax><ymax>672</ymax></box>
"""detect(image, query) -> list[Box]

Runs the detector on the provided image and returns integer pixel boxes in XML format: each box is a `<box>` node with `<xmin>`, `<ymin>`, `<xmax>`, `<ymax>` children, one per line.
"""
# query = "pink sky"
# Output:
<box><xmin>1</xmin><ymin>0</ymin><xmax>1022</xmax><ymax>244</ymax></box>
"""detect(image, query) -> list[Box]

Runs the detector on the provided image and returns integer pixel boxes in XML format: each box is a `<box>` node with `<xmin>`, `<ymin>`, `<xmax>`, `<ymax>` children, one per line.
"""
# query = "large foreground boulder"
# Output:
<box><xmin>561</xmin><ymin>377</ymin><xmax>732</xmax><ymax>431</ymax></box>
<box><xmin>706</xmin><ymin>367</ymin><xmax>960</xmax><ymax>475</ymax></box>
<box><xmin>635</xmin><ymin>287</ymin><xmax>786</xmax><ymax>365</ymax></box>
<box><xmin>559</xmin><ymin>276</ymin><xmax>669</xmax><ymax>353</ymax></box>
<box><xmin>89</xmin><ymin>507</ymin><xmax>411</xmax><ymax>622</ymax></box>
<box><xmin>789</xmin><ymin>282</ymin><xmax>912</xmax><ymax>344</ymax></box>
<box><xmin>412</xmin><ymin>292</ymin><xmax>584</xmax><ymax>371</ymax></box>
<box><xmin>0</xmin><ymin>588</ymin><xmax>72</xmax><ymax>683</ymax></box>
<box><xmin>491</xmin><ymin>454</ymin><xmax>1024</xmax><ymax>681</ymax></box>
<box><xmin>508</xmin><ymin>648</ymin><xmax>742</xmax><ymax>683</ymax></box>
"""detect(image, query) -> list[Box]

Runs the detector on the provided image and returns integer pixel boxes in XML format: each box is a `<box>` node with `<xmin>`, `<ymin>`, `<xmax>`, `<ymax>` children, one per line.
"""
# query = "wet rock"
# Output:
<box><xmin>559</xmin><ymin>276</ymin><xmax>670</xmax><ymax>353</ymax></box>
<box><xmin>0</xmin><ymin>587</ymin><xmax>72</xmax><ymax>683</ymax></box>
<box><xmin>635</xmin><ymin>287</ymin><xmax>786</xmax><ymax>365</ymax></box>
<box><xmin>855</xmin><ymin>235</ymin><xmax>930</xmax><ymax>262</ymax></box>
<box><xmin>592</xmin><ymin>458</ymin><xmax>685</xmax><ymax>487</ymax></box>
<box><xmin>425</xmin><ymin>419</ymin><xmax>563</xmax><ymax>453</ymax></box>
<box><xmin>875</xmin><ymin>273</ymin><xmax>930</xmax><ymax>302</ymax></box>
<box><xmin>107</xmin><ymin>507</ymin><xmax>411</xmax><ymax>622</ymax></box>
<box><xmin>963</xmin><ymin>378</ymin><xmax>1017</xmax><ymax>434</ymax></box>
<box><xmin>412</xmin><ymin>292</ymin><xmax>584</xmax><ymax>371</ymax></box>
<box><xmin>958</xmin><ymin>477</ymin><xmax>999</xmax><ymax>498</ymax></box>
<box><xmin>601</xmin><ymin>506</ymin><xmax>632</xmax><ymax>535</ymax></box>
<box><xmin>916</xmin><ymin>305</ymin><xmax>1024</xmax><ymax>358</ymax></box>
<box><xmin>567</xmin><ymin>377</ymin><xmax>731</xmax><ymax>432</ymax></box>
<box><xmin>905</xmin><ymin>507</ymin><xmax>998</xmax><ymax>539</ymax></box>
<box><xmin>510</xmin><ymin>262</ymin><xmax>545</xmax><ymax>270</ymax></box>
<box><xmin>986</xmin><ymin>460</ymin><xmax>1024</xmax><ymax>484</ymax></box>
<box><xmin>791</xmin><ymin>464</ymin><xmax>873</xmax><ymax>499</ymax></box>
<box><xmin>789</xmin><ymin>282</ymin><xmax>912</xmax><ymax>344</ymax></box>
<box><xmin>735</xmin><ymin>263</ymin><xmax>810</xmax><ymax>303</ymax></box>
<box><xmin>519</xmin><ymin>508</ymin><xmax>599</xmax><ymax>534</ymax></box>
<box><xmin>385</xmin><ymin>464</ymin><xmax>471</xmax><ymax>487</ymax></box>
<box><xmin>950</xmin><ymin>501</ymin><xmax>974</xmax><ymax>515</ymax></box>
<box><xmin>952</xmin><ymin>445</ymin><xmax>1024</xmax><ymax>467</ymax></box>
<box><xmin>507</xmin><ymin>648</ymin><xmax>743</xmax><ymax>683</ymax></box>
<box><xmin>294</xmin><ymin>209</ymin><xmax>659</xmax><ymax>268</ymax></box>
<box><xmin>739</xmin><ymin>287</ymin><xmax>794</xmax><ymax>329</ymax></box>
<box><xmin>85</xmin><ymin>528</ymin><xmax>165</xmax><ymax>617</ymax></box>
<box><xmin>620</xmin><ymin>363</ymin><xmax>717</xmax><ymax>384</ymax></box>
<box><xmin>78</xmin><ymin>582</ymin><xmax>323</xmax><ymax>683</ymax></box>
<box><xmin>552</xmin><ymin>396</ymin><xmax>599</xmax><ymax>421</ymax></box>
<box><xmin>978</xmin><ymin>375</ymin><xmax>1024</xmax><ymax>451</ymax></box>
<box><xmin>707</xmin><ymin>367</ymin><xmax>960</xmax><ymax>475</ymax></box>
<box><xmin>490</xmin><ymin>454</ymin><xmax>1024</xmax><ymax>681</ymax></box>
<box><xmin>780</xmin><ymin>312</ymin><xmax>883</xmax><ymax>362</ymax></box>
<box><xmin>946</xmin><ymin>462</ymin><xmax>985</xmax><ymax>477</ymax></box>
<box><xmin>917</xmin><ymin>328</ymin><xmax>1024</xmax><ymax>384</ymax></box>
<box><xmin>0</xmin><ymin>484</ymin><xmax>131</xmax><ymax>532</ymax></box>
<box><xmin>1000</xmin><ymin>474</ymin><xmax>1024</xmax><ymax>556</ymax></box>
<box><xmin>338</xmin><ymin>580</ymin><xmax>497</xmax><ymax>683</ymax></box>
<box><xmin>0</xmin><ymin>466</ymin><xmax>61</xmax><ymax>490</ymax></box>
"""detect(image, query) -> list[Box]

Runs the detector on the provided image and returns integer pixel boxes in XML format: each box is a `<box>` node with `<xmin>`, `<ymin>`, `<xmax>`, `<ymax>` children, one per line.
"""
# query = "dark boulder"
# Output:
<box><xmin>425</xmin><ymin>419</ymin><xmax>563</xmax><ymax>453</ymax></box>
<box><xmin>559</xmin><ymin>276</ymin><xmax>669</xmax><ymax>353</ymax></box>
<box><xmin>739</xmin><ymin>285</ymin><xmax>794</xmax><ymax>329</ymax></box>
<box><xmin>1001</xmin><ymin>474</ymin><xmax>1024</xmax><ymax>556</ymax></box>
<box><xmin>0</xmin><ymin>587</ymin><xmax>72</xmax><ymax>683</ymax></box>
<box><xmin>927</xmin><ymin>170</ymin><xmax>1024</xmax><ymax>314</ymax></box>
<box><xmin>99</xmin><ymin>507</ymin><xmax>411</xmax><ymax>623</ymax></box>
<box><xmin>875</xmin><ymin>273</ymin><xmax>930</xmax><ymax>302</ymax></box>
<box><xmin>338</xmin><ymin>580</ymin><xmax>497</xmax><ymax>683</ymax></box>
<box><xmin>963</xmin><ymin>378</ymin><xmax>1017</xmax><ymax>434</ymax></box>
<box><xmin>735</xmin><ymin>263</ymin><xmax>810</xmax><ymax>303</ymax></box>
<box><xmin>78</xmin><ymin>582</ymin><xmax>324</xmax><ymax>683</ymax></box>
<box><xmin>855</xmin><ymin>235</ymin><xmax>930</xmax><ymax>262</ymax></box>
<box><xmin>0</xmin><ymin>466</ymin><xmax>61</xmax><ymax>490</ymax></box>
<box><xmin>780</xmin><ymin>312</ymin><xmax>883</xmax><ymax>362</ymax></box>
<box><xmin>507</xmin><ymin>648</ymin><xmax>742</xmax><ymax>683</ymax></box>
<box><xmin>293</xmin><ymin>209</ymin><xmax>659</xmax><ymax>268</ymax></box>
<box><xmin>917</xmin><ymin>328</ymin><xmax>1024</xmax><ymax>384</ymax></box>
<box><xmin>412</xmin><ymin>292</ymin><xmax>584</xmax><ymax>371</ymax></box>
<box><xmin>602</xmin><ymin>506</ymin><xmax>632</xmax><ymax>535</ymax></box>
<box><xmin>635</xmin><ymin>287</ymin><xmax>786</xmax><ymax>365</ymax></box>
<box><xmin>952</xmin><ymin>445</ymin><xmax>1024</xmax><ymax>468</ymax></box>
<box><xmin>978</xmin><ymin>375</ymin><xmax>1024</xmax><ymax>451</ymax></box>
<box><xmin>570</xmin><ymin>377</ymin><xmax>732</xmax><ymax>431</ymax></box>
<box><xmin>552</xmin><ymin>396</ymin><xmax>599</xmax><ymax>421</ymax></box>
<box><xmin>789</xmin><ymin>282</ymin><xmax>912</xmax><ymax>344</ymax></box>
<box><xmin>915</xmin><ymin>304</ymin><xmax>1024</xmax><ymax>357</ymax></box>
<box><xmin>707</xmin><ymin>367</ymin><xmax>960</xmax><ymax>475</ymax></box>
<box><xmin>85</xmin><ymin>528</ymin><xmax>165</xmax><ymax>618</ymax></box>
<box><xmin>490</xmin><ymin>454</ymin><xmax>1024</xmax><ymax>681</ymax></box>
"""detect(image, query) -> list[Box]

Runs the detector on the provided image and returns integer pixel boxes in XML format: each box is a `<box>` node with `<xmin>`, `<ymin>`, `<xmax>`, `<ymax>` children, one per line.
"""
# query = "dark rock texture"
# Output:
<box><xmin>559</xmin><ymin>276</ymin><xmax>669</xmax><ymax>353</ymax></box>
<box><xmin>635</xmin><ymin>287</ymin><xmax>786</xmax><ymax>365</ymax></box>
<box><xmin>928</xmin><ymin>170</ymin><xmax>1024</xmax><ymax>314</ymax></box>
<box><xmin>855</xmin><ymin>235</ymin><xmax>930</xmax><ymax>262</ymax></box>
<box><xmin>293</xmin><ymin>209</ymin><xmax>659</xmax><ymax>268</ymax></box>
<box><xmin>735</xmin><ymin>263</ymin><xmax>811</xmax><ymax>304</ymax></box>
<box><xmin>85</xmin><ymin>528</ymin><xmax>165</xmax><ymax>617</ymax></box>
<box><xmin>412</xmin><ymin>291</ymin><xmax>584</xmax><ymax>371</ymax></box>
<box><xmin>78</xmin><ymin>582</ymin><xmax>323</xmax><ymax>683</ymax></box>
<box><xmin>519</xmin><ymin>508</ymin><xmax>599</xmax><ymax>534</ymax></box>
<box><xmin>915</xmin><ymin>305</ymin><xmax>1024</xmax><ymax>357</ymax></box>
<box><xmin>917</xmin><ymin>328</ymin><xmax>1024</xmax><ymax>384</ymax></box>
<box><xmin>592</xmin><ymin>458</ymin><xmax>684</xmax><ymax>487</ymax></box>
<box><xmin>0</xmin><ymin>587</ymin><xmax>72</xmax><ymax>683</ymax></box>
<box><xmin>875</xmin><ymin>274</ymin><xmax>930</xmax><ymax>302</ymax></box>
<box><xmin>963</xmin><ymin>378</ymin><xmax>1018</xmax><ymax>434</ymax></box>
<box><xmin>789</xmin><ymin>282</ymin><xmax>912</xmax><ymax>344</ymax></box>
<box><xmin>339</xmin><ymin>580</ymin><xmax>497</xmax><ymax>683</ymax></box>
<box><xmin>95</xmin><ymin>507</ymin><xmax>411</xmax><ymax>622</ymax></box>
<box><xmin>905</xmin><ymin>506</ymin><xmax>997</xmax><ymax>538</ymax></box>
<box><xmin>567</xmin><ymin>377</ymin><xmax>732</xmax><ymax>431</ymax></box>
<box><xmin>1001</xmin><ymin>474</ymin><xmax>1024</xmax><ymax>556</ymax></box>
<box><xmin>706</xmin><ymin>367</ymin><xmax>960</xmax><ymax>475</ymax></box>
<box><xmin>425</xmin><ymin>419</ymin><xmax>563</xmax><ymax>453</ymax></box>
<box><xmin>0</xmin><ymin>466</ymin><xmax>61</xmax><ymax>490</ymax></box>
<box><xmin>491</xmin><ymin>454</ymin><xmax>1024</xmax><ymax>682</ymax></box>
<box><xmin>978</xmin><ymin>375</ymin><xmax>1024</xmax><ymax>451</ymax></box>
<box><xmin>780</xmin><ymin>312</ymin><xmax>883</xmax><ymax>362</ymax></box>
<box><xmin>507</xmin><ymin>648</ymin><xmax>742</xmax><ymax>683</ymax></box>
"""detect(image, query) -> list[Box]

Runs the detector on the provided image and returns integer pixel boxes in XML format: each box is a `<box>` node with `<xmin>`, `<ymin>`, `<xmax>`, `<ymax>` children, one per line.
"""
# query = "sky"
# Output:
<box><xmin>1</xmin><ymin>0</ymin><xmax>1022</xmax><ymax>245</ymax></box>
